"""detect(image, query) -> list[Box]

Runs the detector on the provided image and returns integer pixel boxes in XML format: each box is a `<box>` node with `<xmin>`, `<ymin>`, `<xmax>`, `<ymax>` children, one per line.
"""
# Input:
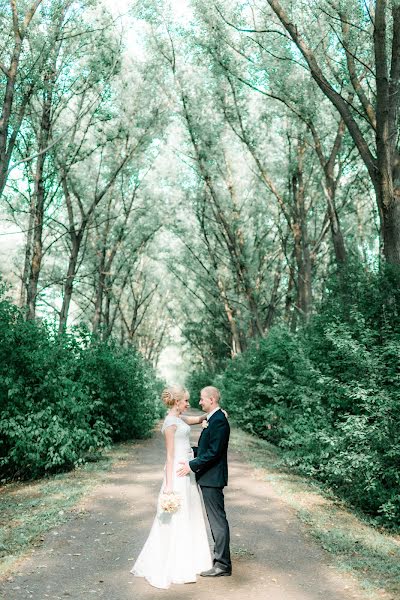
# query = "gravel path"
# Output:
<box><xmin>0</xmin><ymin>420</ymin><xmax>368</xmax><ymax>600</ymax></box>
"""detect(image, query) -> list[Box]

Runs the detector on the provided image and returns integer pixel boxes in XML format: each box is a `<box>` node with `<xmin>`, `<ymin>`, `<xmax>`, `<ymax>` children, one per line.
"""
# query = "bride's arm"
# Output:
<box><xmin>182</xmin><ymin>410</ymin><xmax>228</xmax><ymax>425</ymax></box>
<box><xmin>164</xmin><ymin>425</ymin><xmax>177</xmax><ymax>493</ymax></box>
<box><xmin>181</xmin><ymin>413</ymin><xmax>207</xmax><ymax>426</ymax></box>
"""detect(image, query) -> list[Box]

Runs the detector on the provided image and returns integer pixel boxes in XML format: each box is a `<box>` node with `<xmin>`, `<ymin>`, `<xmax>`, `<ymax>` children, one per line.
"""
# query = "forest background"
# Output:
<box><xmin>0</xmin><ymin>0</ymin><xmax>399</xmax><ymax>530</ymax></box>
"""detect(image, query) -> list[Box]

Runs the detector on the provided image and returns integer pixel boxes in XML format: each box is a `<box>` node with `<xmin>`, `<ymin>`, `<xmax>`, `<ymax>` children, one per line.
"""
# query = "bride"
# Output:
<box><xmin>131</xmin><ymin>385</ymin><xmax>213</xmax><ymax>589</ymax></box>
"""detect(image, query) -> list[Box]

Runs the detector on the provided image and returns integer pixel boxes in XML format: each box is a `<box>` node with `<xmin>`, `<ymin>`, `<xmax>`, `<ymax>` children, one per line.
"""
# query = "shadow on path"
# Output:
<box><xmin>0</xmin><ymin>418</ymin><xmax>367</xmax><ymax>600</ymax></box>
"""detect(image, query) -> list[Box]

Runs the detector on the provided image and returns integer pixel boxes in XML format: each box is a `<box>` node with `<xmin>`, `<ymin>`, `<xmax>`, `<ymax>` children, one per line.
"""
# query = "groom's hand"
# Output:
<box><xmin>177</xmin><ymin>461</ymin><xmax>191</xmax><ymax>477</ymax></box>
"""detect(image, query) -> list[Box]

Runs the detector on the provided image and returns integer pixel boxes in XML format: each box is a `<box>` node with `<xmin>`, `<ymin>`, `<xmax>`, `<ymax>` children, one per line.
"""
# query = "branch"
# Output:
<box><xmin>327</xmin><ymin>118</ymin><xmax>346</xmax><ymax>175</ymax></box>
<box><xmin>340</xmin><ymin>14</ymin><xmax>376</xmax><ymax>128</ymax></box>
<box><xmin>320</xmin><ymin>4</ymin><xmax>371</xmax><ymax>34</ymax></box>
<box><xmin>0</xmin><ymin>62</ymin><xmax>9</xmax><ymax>77</ymax></box>
<box><xmin>214</xmin><ymin>4</ymin><xmax>290</xmax><ymax>39</ymax></box>
<box><xmin>22</xmin><ymin>0</ymin><xmax>45</xmax><ymax>36</ymax></box>
<box><xmin>266</xmin><ymin>0</ymin><xmax>377</xmax><ymax>183</ymax></box>
<box><xmin>224</xmin><ymin>73</ymin><xmax>292</xmax><ymax>226</ymax></box>
<box><xmin>168</xmin><ymin>264</ymin><xmax>221</xmax><ymax>318</ymax></box>
<box><xmin>6</xmin><ymin>111</ymin><xmax>95</xmax><ymax>176</ymax></box>
<box><xmin>10</xmin><ymin>0</ymin><xmax>20</xmax><ymax>39</ymax></box>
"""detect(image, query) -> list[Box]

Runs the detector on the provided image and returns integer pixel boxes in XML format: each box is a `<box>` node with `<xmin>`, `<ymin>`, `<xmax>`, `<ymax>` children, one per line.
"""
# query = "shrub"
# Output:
<box><xmin>220</xmin><ymin>264</ymin><xmax>400</xmax><ymax>528</ymax></box>
<box><xmin>0</xmin><ymin>289</ymin><xmax>162</xmax><ymax>481</ymax></box>
<box><xmin>73</xmin><ymin>336</ymin><xmax>163</xmax><ymax>442</ymax></box>
<box><xmin>0</xmin><ymin>305</ymin><xmax>109</xmax><ymax>479</ymax></box>
<box><xmin>221</xmin><ymin>327</ymin><xmax>322</xmax><ymax>443</ymax></box>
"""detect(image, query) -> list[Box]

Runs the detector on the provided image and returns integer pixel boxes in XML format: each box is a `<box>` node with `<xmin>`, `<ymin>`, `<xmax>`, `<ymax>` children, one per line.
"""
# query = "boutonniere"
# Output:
<box><xmin>202</xmin><ymin>420</ymin><xmax>209</xmax><ymax>429</ymax></box>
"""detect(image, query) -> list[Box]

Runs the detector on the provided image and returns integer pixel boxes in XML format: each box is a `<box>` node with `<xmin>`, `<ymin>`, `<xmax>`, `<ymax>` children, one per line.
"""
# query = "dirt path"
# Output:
<box><xmin>0</xmin><ymin>420</ymin><xmax>369</xmax><ymax>600</ymax></box>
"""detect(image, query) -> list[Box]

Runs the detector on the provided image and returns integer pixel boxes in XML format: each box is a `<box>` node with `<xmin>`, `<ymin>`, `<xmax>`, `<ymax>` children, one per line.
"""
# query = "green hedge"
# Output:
<box><xmin>0</xmin><ymin>290</ymin><xmax>162</xmax><ymax>481</ymax></box>
<box><xmin>73</xmin><ymin>336</ymin><xmax>164</xmax><ymax>442</ymax></box>
<box><xmin>216</xmin><ymin>265</ymin><xmax>400</xmax><ymax>528</ymax></box>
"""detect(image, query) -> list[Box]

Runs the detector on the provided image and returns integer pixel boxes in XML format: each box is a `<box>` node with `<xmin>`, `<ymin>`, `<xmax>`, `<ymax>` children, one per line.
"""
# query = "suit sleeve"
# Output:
<box><xmin>189</xmin><ymin>419</ymin><xmax>228</xmax><ymax>473</ymax></box>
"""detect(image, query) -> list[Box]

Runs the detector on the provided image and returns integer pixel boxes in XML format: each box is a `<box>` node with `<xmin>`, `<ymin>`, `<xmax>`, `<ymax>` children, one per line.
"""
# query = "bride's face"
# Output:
<box><xmin>176</xmin><ymin>396</ymin><xmax>189</xmax><ymax>413</ymax></box>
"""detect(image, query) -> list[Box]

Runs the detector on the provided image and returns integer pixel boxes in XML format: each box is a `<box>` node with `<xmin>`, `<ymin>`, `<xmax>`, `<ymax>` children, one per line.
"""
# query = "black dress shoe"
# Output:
<box><xmin>200</xmin><ymin>566</ymin><xmax>232</xmax><ymax>577</ymax></box>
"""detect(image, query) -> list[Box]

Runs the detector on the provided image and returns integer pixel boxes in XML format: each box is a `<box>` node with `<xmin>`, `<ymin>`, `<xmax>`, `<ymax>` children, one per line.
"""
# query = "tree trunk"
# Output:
<box><xmin>120</xmin><ymin>323</ymin><xmax>126</xmax><ymax>346</ymax></box>
<box><xmin>310</xmin><ymin>119</ymin><xmax>347</xmax><ymax>265</ymax></box>
<box><xmin>324</xmin><ymin>177</ymin><xmax>347</xmax><ymax>264</ymax></box>
<box><xmin>92</xmin><ymin>259</ymin><xmax>106</xmax><ymax>334</ymax></box>
<box><xmin>92</xmin><ymin>228</ymin><xmax>108</xmax><ymax>335</ymax></box>
<box><xmin>379</xmin><ymin>183</ymin><xmax>400</xmax><ymax>263</ymax></box>
<box><xmin>216</xmin><ymin>277</ymin><xmax>242</xmax><ymax>355</ymax></box>
<box><xmin>104</xmin><ymin>267</ymin><xmax>132</xmax><ymax>341</ymax></box>
<box><xmin>19</xmin><ymin>192</ymin><xmax>35</xmax><ymax>307</ymax></box>
<box><xmin>25</xmin><ymin>71</ymin><xmax>54</xmax><ymax>319</ymax></box>
<box><xmin>374</xmin><ymin>1</ymin><xmax>400</xmax><ymax>263</ymax></box>
<box><xmin>284</xmin><ymin>250</ymin><xmax>296</xmax><ymax>323</ymax></box>
<box><xmin>0</xmin><ymin>41</ymin><xmax>21</xmax><ymax>196</ymax></box>
<box><xmin>292</xmin><ymin>224</ymin><xmax>312</xmax><ymax>321</ymax></box>
<box><xmin>292</xmin><ymin>142</ymin><xmax>312</xmax><ymax>321</ymax></box>
<box><xmin>92</xmin><ymin>196</ymin><xmax>120</xmax><ymax>334</ymax></box>
<box><xmin>58</xmin><ymin>235</ymin><xmax>81</xmax><ymax>334</ymax></box>
<box><xmin>102</xmin><ymin>284</ymin><xmax>112</xmax><ymax>340</ymax></box>
<box><xmin>265</xmin><ymin>264</ymin><xmax>282</xmax><ymax>330</ymax></box>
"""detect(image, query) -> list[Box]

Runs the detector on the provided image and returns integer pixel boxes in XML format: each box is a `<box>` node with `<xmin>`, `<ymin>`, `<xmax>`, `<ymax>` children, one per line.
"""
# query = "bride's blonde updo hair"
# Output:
<box><xmin>161</xmin><ymin>385</ymin><xmax>186</xmax><ymax>408</ymax></box>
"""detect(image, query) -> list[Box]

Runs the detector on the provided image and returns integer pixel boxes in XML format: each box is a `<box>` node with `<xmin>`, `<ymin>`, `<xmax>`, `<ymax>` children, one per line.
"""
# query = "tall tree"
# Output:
<box><xmin>0</xmin><ymin>0</ymin><xmax>59</xmax><ymax>197</ymax></box>
<box><xmin>263</xmin><ymin>0</ymin><xmax>400</xmax><ymax>264</ymax></box>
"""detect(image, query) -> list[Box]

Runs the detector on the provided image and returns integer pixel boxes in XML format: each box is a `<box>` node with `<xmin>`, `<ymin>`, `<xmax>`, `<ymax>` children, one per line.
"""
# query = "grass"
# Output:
<box><xmin>230</xmin><ymin>427</ymin><xmax>400</xmax><ymax>600</ymax></box>
<box><xmin>0</xmin><ymin>442</ymin><xmax>134</xmax><ymax>579</ymax></box>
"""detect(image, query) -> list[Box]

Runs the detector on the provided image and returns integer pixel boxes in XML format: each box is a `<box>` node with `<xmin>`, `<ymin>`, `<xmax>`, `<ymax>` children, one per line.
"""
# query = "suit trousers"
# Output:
<box><xmin>200</xmin><ymin>486</ymin><xmax>231</xmax><ymax>572</ymax></box>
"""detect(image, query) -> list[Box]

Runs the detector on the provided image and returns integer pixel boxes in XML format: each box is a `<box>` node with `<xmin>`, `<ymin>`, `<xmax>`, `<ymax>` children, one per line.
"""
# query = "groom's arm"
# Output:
<box><xmin>189</xmin><ymin>419</ymin><xmax>228</xmax><ymax>473</ymax></box>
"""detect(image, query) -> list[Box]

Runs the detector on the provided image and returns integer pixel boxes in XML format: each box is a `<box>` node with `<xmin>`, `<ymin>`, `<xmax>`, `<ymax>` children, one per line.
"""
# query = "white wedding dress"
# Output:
<box><xmin>131</xmin><ymin>415</ymin><xmax>212</xmax><ymax>589</ymax></box>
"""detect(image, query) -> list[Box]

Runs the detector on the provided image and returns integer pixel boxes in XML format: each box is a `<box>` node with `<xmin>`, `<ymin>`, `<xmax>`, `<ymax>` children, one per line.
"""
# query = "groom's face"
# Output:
<box><xmin>199</xmin><ymin>391</ymin><xmax>214</xmax><ymax>413</ymax></box>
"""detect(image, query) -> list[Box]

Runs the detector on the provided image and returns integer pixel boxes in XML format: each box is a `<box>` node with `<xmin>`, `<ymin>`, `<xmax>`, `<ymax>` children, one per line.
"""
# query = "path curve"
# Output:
<box><xmin>0</xmin><ymin>419</ymin><xmax>367</xmax><ymax>600</ymax></box>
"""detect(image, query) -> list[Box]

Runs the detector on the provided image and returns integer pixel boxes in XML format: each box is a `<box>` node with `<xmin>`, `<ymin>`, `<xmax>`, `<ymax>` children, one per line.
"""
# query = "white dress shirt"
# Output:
<box><xmin>206</xmin><ymin>407</ymin><xmax>221</xmax><ymax>421</ymax></box>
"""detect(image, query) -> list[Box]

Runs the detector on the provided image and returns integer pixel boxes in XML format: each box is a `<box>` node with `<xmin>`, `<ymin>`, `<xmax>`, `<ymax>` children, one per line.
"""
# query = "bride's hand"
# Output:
<box><xmin>163</xmin><ymin>486</ymin><xmax>173</xmax><ymax>494</ymax></box>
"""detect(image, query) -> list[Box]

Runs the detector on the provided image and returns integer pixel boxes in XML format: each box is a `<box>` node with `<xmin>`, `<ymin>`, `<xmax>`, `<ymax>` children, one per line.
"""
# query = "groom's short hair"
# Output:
<box><xmin>202</xmin><ymin>386</ymin><xmax>220</xmax><ymax>403</ymax></box>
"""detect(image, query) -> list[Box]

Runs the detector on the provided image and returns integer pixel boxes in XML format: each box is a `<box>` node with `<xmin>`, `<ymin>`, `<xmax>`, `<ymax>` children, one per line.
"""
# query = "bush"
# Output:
<box><xmin>73</xmin><ymin>336</ymin><xmax>163</xmax><ymax>442</ymax></box>
<box><xmin>220</xmin><ymin>264</ymin><xmax>400</xmax><ymax>528</ymax></box>
<box><xmin>0</xmin><ymin>289</ymin><xmax>161</xmax><ymax>481</ymax></box>
<box><xmin>220</xmin><ymin>327</ymin><xmax>323</xmax><ymax>443</ymax></box>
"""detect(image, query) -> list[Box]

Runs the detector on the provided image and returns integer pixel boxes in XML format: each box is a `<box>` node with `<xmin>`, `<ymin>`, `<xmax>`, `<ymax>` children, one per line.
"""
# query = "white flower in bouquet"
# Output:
<box><xmin>160</xmin><ymin>492</ymin><xmax>182</xmax><ymax>513</ymax></box>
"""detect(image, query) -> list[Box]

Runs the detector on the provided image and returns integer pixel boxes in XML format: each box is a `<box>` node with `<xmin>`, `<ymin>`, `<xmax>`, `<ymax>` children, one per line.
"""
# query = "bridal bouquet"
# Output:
<box><xmin>159</xmin><ymin>492</ymin><xmax>182</xmax><ymax>514</ymax></box>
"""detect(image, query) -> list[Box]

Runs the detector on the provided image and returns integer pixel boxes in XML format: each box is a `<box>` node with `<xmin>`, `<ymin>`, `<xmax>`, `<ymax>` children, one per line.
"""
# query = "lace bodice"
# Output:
<box><xmin>161</xmin><ymin>415</ymin><xmax>193</xmax><ymax>462</ymax></box>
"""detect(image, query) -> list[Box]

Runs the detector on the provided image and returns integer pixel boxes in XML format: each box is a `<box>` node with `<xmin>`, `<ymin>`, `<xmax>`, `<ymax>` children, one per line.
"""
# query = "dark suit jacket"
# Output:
<box><xmin>189</xmin><ymin>408</ymin><xmax>230</xmax><ymax>487</ymax></box>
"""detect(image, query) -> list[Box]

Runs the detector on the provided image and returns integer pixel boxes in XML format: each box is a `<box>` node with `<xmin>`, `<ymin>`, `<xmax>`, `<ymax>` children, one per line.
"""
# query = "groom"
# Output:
<box><xmin>177</xmin><ymin>386</ymin><xmax>232</xmax><ymax>577</ymax></box>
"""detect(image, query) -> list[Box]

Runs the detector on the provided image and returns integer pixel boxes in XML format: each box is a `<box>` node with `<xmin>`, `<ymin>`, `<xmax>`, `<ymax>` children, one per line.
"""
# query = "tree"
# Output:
<box><xmin>264</xmin><ymin>0</ymin><xmax>400</xmax><ymax>264</ymax></box>
<box><xmin>0</xmin><ymin>0</ymin><xmax>45</xmax><ymax>197</ymax></box>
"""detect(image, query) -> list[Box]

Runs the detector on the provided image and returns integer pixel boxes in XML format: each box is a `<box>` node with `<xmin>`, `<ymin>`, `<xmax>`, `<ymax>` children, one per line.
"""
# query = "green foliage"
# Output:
<box><xmin>0</xmin><ymin>291</ymin><xmax>161</xmax><ymax>482</ymax></box>
<box><xmin>220</xmin><ymin>265</ymin><xmax>400</xmax><ymax>528</ymax></box>
<box><xmin>220</xmin><ymin>326</ymin><xmax>323</xmax><ymax>443</ymax></box>
<box><xmin>73</xmin><ymin>335</ymin><xmax>164</xmax><ymax>442</ymax></box>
